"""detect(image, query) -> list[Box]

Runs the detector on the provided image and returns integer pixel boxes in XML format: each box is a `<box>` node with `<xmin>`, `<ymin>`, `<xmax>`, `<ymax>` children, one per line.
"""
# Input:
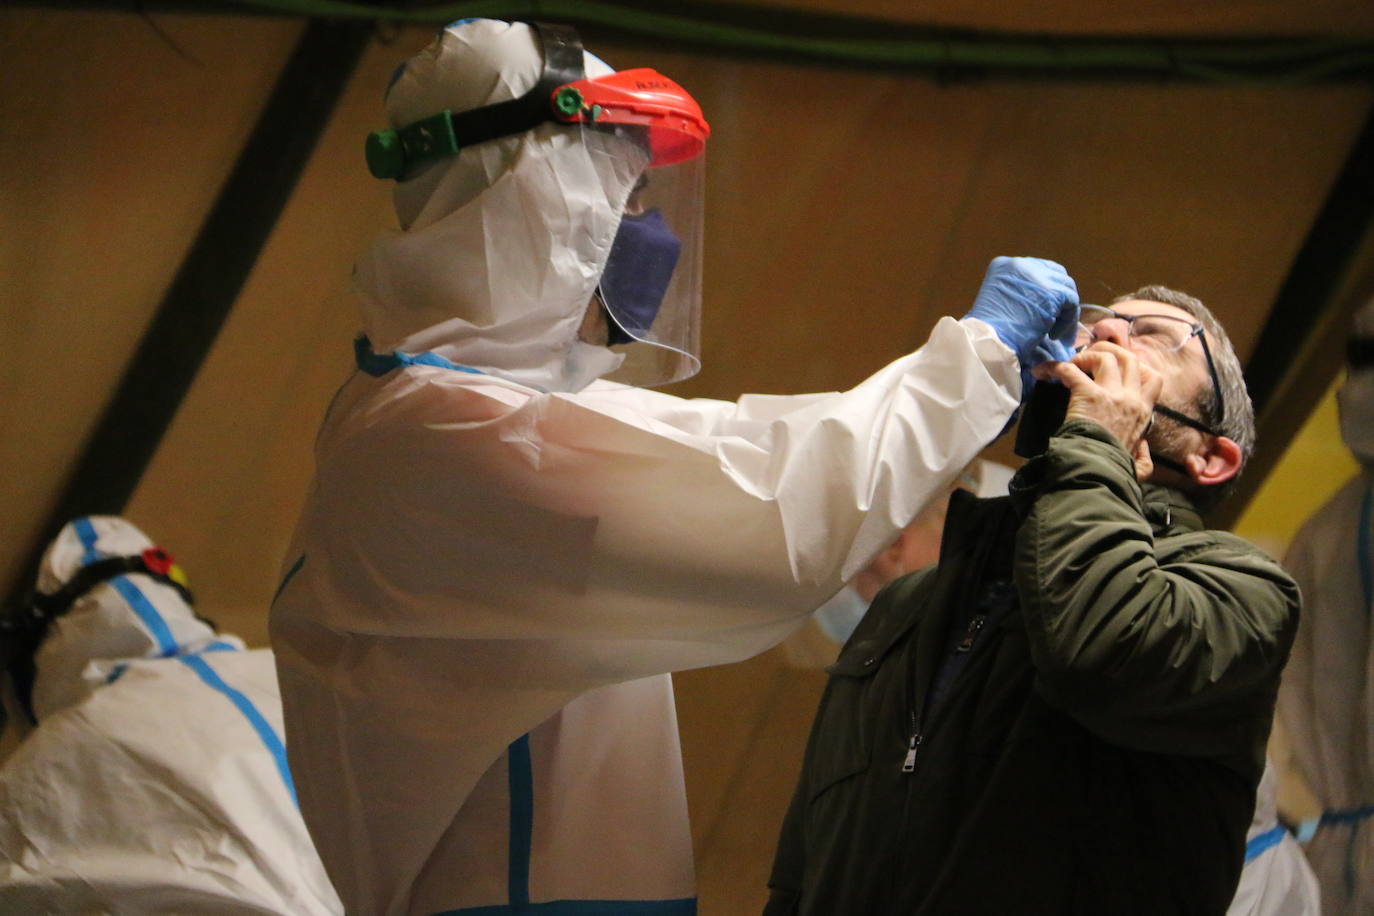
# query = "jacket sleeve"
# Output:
<box><xmin>1011</xmin><ymin>419</ymin><xmax>1300</xmax><ymax>758</ymax></box>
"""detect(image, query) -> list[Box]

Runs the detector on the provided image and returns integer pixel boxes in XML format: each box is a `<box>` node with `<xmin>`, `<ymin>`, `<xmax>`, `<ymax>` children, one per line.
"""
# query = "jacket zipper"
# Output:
<box><xmin>902</xmin><ymin>611</ymin><xmax>988</xmax><ymax>774</ymax></box>
<box><xmin>902</xmin><ymin>710</ymin><xmax>923</xmax><ymax>773</ymax></box>
<box><xmin>955</xmin><ymin>613</ymin><xmax>986</xmax><ymax>653</ymax></box>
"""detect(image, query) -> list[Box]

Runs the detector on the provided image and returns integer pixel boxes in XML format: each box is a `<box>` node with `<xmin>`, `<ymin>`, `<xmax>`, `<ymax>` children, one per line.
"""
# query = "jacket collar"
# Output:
<box><xmin>830</xmin><ymin>493</ymin><xmax>1017</xmax><ymax>678</ymax></box>
<box><xmin>830</xmin><ymin>484</ymin><xmax>1201</xmax><ymax>679</ymax></box>
<box><xmin>1140</xmin><ymin>482</ymin><xmax>1203</xmax><ymax>537</ymax></box>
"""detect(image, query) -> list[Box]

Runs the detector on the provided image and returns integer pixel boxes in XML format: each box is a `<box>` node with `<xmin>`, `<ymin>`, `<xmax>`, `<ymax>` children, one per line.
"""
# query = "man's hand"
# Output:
<box><xmin>1032</xmin><ymin>342</ymin><xmax>1164</xmax><ymax>479</ymax></box>
<box><xmin>962</xmin><ymin>257</ymin><xmax>1080</xmax><ymax>397</ymax></box>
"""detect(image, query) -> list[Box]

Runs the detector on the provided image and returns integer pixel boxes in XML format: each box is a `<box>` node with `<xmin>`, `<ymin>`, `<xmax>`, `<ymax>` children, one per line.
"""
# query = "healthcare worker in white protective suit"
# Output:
<box><xmin>1276</xmin><ymin>295</ymin><xmax>1374</xmax><ymax>914</ymax></box>
<box><xmin>270</xmin><ymin>19</ymin><xmax>1080</xmax><ymax>916</ymax></box>
<box><xmin>1226</xmin><ymin>757</ymin><xmax>1321</xmax><ymax>915</ymax></box>
<box><xmin>0</xmin><ymin>516</ymin><xmax>341</xmax><ymax>914</ymax></box>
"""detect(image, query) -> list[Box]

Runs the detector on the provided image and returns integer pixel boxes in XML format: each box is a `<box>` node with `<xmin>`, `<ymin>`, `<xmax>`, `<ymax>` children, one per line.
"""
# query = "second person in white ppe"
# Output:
<box><xmin>1276</xmin><ymin>295</ymin><xmax>1374</xmax><ymax>914</ymax></box>
<box><xmin>0</xmin><ymin>517</ymin><xmax>340</xmax><ymax>915</ymax></box>
<box><xmin>1227</xmin><ymin>759</ymin><xmax>1322</xmax><ymax>916</ymax></box>
<box><xmin>270</xmin><ymin>18</ymin><xmax>1079</xmax><ymax>916</ymax></box>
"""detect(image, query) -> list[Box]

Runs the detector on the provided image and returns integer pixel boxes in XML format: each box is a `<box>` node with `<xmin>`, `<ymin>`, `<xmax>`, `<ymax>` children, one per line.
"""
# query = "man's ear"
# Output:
<box><xmin>1186</xmin><ymin>435</ymin><xmax>1243</xmax><ymax>487</ymax></box>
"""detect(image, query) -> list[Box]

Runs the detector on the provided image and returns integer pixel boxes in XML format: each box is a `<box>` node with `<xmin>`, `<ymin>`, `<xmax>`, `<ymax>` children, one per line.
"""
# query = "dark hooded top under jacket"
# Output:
<box><xmin>764</xmin><ymin>419</ymin><xmax>1301</xmax><ymax>916</ymax></box>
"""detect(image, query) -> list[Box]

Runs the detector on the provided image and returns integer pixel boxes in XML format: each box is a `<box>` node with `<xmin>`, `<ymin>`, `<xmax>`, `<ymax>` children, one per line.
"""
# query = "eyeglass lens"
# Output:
<box><xmin>1075</xmin><ymin>306</ymin><xmax>1196</xmax><ymax>352</ymax></box>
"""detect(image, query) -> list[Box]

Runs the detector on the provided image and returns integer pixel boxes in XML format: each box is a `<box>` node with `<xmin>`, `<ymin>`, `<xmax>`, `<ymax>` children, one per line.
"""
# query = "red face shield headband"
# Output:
<box><xmin>365</xmin><ymin>21</ymin><xmax>709</xmax><ymax>181</ymax></box>
<box><xmin>550</xmin><ymin>70</ymin><xmax>708</xmax><ymax>167</ymax></box>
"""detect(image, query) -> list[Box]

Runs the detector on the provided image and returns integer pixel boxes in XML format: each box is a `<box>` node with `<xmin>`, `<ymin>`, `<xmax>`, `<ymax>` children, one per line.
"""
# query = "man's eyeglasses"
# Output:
<box><xmin>1075</xmin><ymin>304</ymin><xmax>1225</xmax><ymax>437</ymax></box>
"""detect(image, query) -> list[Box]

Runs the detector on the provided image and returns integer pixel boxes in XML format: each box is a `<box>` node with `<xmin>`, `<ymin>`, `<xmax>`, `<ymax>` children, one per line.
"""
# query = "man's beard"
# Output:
<box><xmin>1145</xmin><ymin>398</ymin><xmax>1200</xmax><ymax>476</ymax></box>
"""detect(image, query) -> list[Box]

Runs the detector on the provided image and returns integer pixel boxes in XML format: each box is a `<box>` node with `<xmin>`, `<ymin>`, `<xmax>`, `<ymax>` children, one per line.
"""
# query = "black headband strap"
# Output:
<box><xmin>367</xmin><ymin>21</ymin><xmax>587</xmax><ymax>181</ymax></box>
<box><xmin>29</xmin><ymin>554</ymin><xmax>195</xmax><ymax>622</ymax></box>
<box><xmin>449</xmin><ymin>22</ymin><xmax>584</xmax><ymax>149</ymax></box>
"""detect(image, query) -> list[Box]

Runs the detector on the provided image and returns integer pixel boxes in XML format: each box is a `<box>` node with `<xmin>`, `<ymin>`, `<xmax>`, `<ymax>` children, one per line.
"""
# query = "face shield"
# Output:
<box><xmin>364</xmin><ymin>22</ymin><xmax>709</xmax><ymax>388</ymax></box>
<box><xmin>560</xmin><ymin>70</ymin><xmax>707</xmax><ymax>386</ymax></box>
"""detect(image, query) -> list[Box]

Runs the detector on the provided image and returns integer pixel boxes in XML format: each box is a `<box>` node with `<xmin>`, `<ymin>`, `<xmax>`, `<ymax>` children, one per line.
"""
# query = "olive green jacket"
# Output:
<box><xmin>765</xmin><ymin>420</ymin><xmax>1300</xmax><ymax>916</ymax></box>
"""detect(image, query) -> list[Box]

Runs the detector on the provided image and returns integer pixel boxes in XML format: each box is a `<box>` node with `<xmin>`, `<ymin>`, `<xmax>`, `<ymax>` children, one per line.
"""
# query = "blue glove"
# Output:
<box><xmin>962</xmin><ymin>256</ymin><xmax>1080</xmax><ymax>395</ymax></box>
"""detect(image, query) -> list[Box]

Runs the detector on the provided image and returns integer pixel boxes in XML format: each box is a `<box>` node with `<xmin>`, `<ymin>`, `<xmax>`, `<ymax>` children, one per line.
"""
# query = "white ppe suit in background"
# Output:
<box><xmin>271</xmin><ymin>20</ymin><xmax>1024</xmax><ymax>916</ymax></box>
<box><xmin>0</xmin><ymin>516</ymin><xmax>341</xmax><ymax>915</ymax></box>
<box><xmin>1277</xmin><ymin>297</ymin><xmax>1374</xmax><ymax>915</ymax></box>
<box><xmin>1227</xmin><ymin>759</ymin><xmax>1322</xmax><ymax>915</ymax></box>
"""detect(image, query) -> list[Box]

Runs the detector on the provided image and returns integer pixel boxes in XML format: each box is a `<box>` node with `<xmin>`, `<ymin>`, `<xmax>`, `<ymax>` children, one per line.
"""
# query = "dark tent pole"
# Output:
<box><xmin>1215</xmin><ymin>102</ymin><xmax>1374</xmax><ymax>528</ymax></box>
<box><xmin>3</xmin><ymin>18</ymin><xmax>373</xmax><ymax>622</ymax></box>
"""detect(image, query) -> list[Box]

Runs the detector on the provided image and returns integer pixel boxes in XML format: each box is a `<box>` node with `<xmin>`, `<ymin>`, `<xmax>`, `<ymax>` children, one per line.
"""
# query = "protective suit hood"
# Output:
<box><xmin>353</xmin><ymin>19</ymin><xmax>644</xmax><ymax>392</ymax></box>
<box><xmin>1338</xmin><ymin>296</ymin><xmax>1374</xmax><ymax>467</ymax></box>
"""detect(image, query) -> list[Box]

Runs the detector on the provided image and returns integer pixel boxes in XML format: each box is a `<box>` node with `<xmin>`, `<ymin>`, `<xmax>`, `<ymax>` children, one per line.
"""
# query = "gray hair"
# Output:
<box><xmin>1112</xmin><ymin>286</ymin><xmax>1255</xmax><ymax>511</ymax></box>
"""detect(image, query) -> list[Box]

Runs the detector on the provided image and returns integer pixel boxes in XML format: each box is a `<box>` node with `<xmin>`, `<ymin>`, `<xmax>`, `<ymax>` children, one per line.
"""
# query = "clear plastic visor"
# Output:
<box><xmin>586</xmin><ymin>123</ymin><xmax>705</xmax><ymax>388</ymax></box>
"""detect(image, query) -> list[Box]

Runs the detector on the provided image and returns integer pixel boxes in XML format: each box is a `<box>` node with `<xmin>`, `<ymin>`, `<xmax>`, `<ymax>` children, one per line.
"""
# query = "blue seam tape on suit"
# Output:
<box><xmin>71</xmin><ymin>520</ymin><xmax>291</xmax><ymax>805</ymax></box>
<box><xmin>73</xmin><ymin>519</ymin><xmax>179</xmax><ymax>656</ymax></box>
<box><xmin>1322</xmin><ymin>804</ymin><xmax>1374</xmax><ymax>825</ymax></box>
<box><xmin>355</xmin><ymin>334</ymin><xmax>482</xmax><ymax>377</ymax></box>
<box><xmin>1244</xmin><ymin>824</ymin><xmax>1287</xmax><ymax>862</ymax></box>
<box><xmin>432</xmin><ymin>898</ymin><xmax>697</xmax><ymax>915</ymax></box>
<box><xmin>466</xmin><ymin>733</ymin><xmax>694</xmax><ymax>916</ymax></box>
<box><xmin>177</xmin><ymin>653</ymin><xmax>298</xmax><ymax>807</ymax></box>
<box><xmin>73</xmin><ymin>517</ymin><xmax>104</xmax><ymax>565</ymax></box>
<box><xmin>508</xmin><ymin>734</ymin><xmax>534</xmax><ymax>907</ymax></box>
<box><xmin>110</xmin><ymin>577</ymin><xmax>179</xmax><ymax>657</ymax></box>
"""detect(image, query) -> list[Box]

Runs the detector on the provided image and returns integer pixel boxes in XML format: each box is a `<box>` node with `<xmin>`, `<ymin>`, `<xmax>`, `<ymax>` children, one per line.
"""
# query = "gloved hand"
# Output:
<box><xmin>962</xmin><ymin>256</ymin><xmax>1080</xmax><ymax>396</ymax></box>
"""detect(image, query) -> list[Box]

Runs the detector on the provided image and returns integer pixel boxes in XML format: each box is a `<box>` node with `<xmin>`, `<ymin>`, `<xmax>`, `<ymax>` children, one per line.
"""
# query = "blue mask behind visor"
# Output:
<box><xmin>600</xmin><ymin>208</ymin><xmax>681</xmax><ymax>346</ymax></box>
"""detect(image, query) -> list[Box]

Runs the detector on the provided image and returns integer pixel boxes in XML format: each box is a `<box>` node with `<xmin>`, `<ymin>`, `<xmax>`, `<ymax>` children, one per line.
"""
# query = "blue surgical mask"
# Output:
<box><xmin>814</xmin><ymin>585</ymin><xmax>871</xmax><ymax>646</ymax></box>
<box><xmin>599</xmin><ymin>208</ymin><xmax>681</xmax><ymax>346</ymax></box>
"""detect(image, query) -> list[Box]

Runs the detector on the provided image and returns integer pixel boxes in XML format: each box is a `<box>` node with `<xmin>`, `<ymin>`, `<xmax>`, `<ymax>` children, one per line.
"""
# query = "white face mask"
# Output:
<box><xmin>1338</xmin><ymin>367</ymin><xmax>1374</xmax><ymax>467</ymax></box>
<box><xmin>813</xmin><ymin>585</ymin><xmax>871</xmax><ymax>645</ymax></box>
<box><xmin>560</xmin><ymin>340</ymin><xmax>626</xmax><ymax>392</ymax></box>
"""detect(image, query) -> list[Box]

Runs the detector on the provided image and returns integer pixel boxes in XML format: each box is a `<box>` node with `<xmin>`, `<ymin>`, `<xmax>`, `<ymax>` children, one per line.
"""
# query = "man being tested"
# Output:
<box><xmin>766</xmin><ymin>288</ymin><xmax>1300</xmax><ymax>915</ymax></box>
<box><xmin>271</xmin><ymin>18</ymin><xmax>1078</xmax><ymax>916</ymax></box>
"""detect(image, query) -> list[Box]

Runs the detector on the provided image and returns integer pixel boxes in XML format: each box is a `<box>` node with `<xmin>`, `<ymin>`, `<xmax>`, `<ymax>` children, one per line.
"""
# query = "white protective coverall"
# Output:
<box><xmin>1277</xmin><ymin>297</ymin><xmax>1374</xmax><ymax>914</ymax></box>
<box><xmin>1227</xmin><ymin>759</ymin><xmax>1322</xmax><ymax>915</ymax></box>
<box><xmin>270</xmin><ymin>19</ymin><xmax>1025</xmax><ymax>916</ymax></box>
<box><xmin>0</xmin><ymin>516</ymin><xmax>341</xmax><ymax>915</ymax></box>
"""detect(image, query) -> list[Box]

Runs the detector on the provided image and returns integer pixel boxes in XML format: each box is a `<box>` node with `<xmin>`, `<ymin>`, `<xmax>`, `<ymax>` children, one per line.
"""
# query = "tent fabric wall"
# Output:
<box><xmin>4</xmin><ymin>10</ymin><xmax>1373</xmax><ymax>914</ymax></box>
<box><xmin>0</xmin><ymin>11</ymin><xmax>305</xmax><ymax>611</ymax></box>
<box><xmin>707</xmin><ymin>0</ymin><xmax>1374</xmax><ymax>35</ymax></box>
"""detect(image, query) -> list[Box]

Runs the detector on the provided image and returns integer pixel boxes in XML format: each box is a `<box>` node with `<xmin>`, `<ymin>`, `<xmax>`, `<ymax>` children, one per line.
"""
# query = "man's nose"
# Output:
<box><xmin>1092</xmin><ymin>317</ymin><xmax>1132</xmax><ymax>347</ymax></box>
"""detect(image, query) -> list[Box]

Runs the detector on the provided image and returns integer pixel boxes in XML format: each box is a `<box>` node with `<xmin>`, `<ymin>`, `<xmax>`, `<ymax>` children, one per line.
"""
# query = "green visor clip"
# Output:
<box><xmin>553</xmin><ymin>87</ymin><xmax>604</xmax><ymax>122</ymax></box>
<box><xmin>365</xmin><ymin>110</ymin><xmax>460</xmax><ymax>181</ymax></box>
<box><xmin>364</xmin><ymin>24</ymin><xmax>587</xmax><ymax>181</ymax></box>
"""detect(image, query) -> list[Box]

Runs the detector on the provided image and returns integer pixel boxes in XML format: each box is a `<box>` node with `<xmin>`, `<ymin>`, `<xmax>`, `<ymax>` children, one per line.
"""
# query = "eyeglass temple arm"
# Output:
<box><xmin>1154</xmin><ymin>402</ymin><xmax>1220</xmax><ymax>437</ymax></box>
<box><xmin>1196</xmin><ymin>329</ymin><xmax>1226</xmax><ymax>422</ymax></box>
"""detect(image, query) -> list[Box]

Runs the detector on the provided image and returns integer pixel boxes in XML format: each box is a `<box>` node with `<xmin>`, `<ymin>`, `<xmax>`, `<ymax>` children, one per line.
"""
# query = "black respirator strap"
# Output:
<box><xmin>24</xmin><ymin>555</ymin><xmax>195</xmax><ymax>626</ymax></box>
<box><xmin>450</xmin><ymin>22</ymin><xmax>584</xmax><ymax>148</ymax></box>
<box><xmin>366</xmin><ymin>21</ymin><xmax>586</xmax><ymax>181</ymax></box>
<box><xmin>1349</xmin><ymin>337</ymin><xmax>1374</xmax><ymax>369</ymax></box>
